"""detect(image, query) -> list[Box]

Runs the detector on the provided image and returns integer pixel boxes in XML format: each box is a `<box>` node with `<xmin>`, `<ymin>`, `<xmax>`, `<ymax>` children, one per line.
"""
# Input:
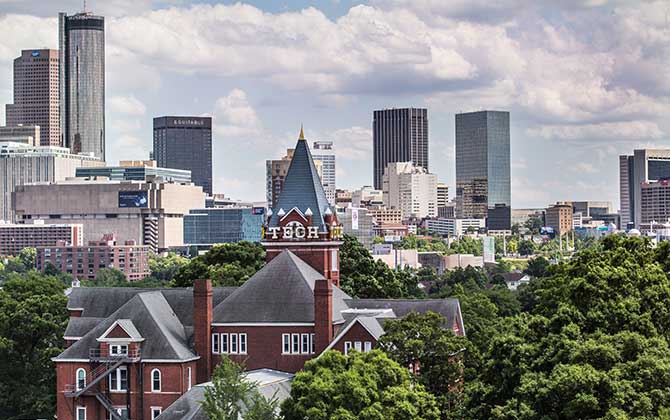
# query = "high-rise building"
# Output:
<box><xmin>184</xmin><ymin>207</ymin><xmax>265</xmax><ymax>246</ymax></box>
<box><xmin>312</xmin><ymin>141</ymin><xmax>336</xmax><ymax>205</ymax></box>
<box><xmin>0</xmin><ymin>142</ymin><xmax>103</xmax><ymax>222</ymax></box>
<box><xmin>351</xmin><ymin>186</ymin><xmax>383</xmax><ymax>208</ymax></box>
<box><xmin>619</xmin><ymin>150</ymin><xmax>670</xmax><ymax>227</ymax></box>
<box><xmin>640</xmin><ymin>180</ymin><xmax>670</xmax><ymax>225</ymax></box>
<box><xmin>455</xmin><ymin>110</ymin><xmax>511</xmax><ymax>228</ymax></box>
<box><xmin>382</xmin><ymin>161</ymin><xmax>437</xmax><ymax>219</ymax></box>
<box><xmin>265</xmin><ymin>140</ymin><xmax>324</xmax><ymax>209</ymax></box>
<box><xmin>545</xmin><ymin>202</ymin><xmax>573</xmax><ymax>235</ymax></box>
<box><xmin>5</xmin><ymin>49</ymin><xmax>60</xmax><ymax>146</ymax></box>
<box><xmin>437</xmin><ymin>183</ymin><xmax>449</xmax><ymax>207</ymax></box>
<box><xmin>153</xmin><ymin>116</ymin><xmax>213</xmax><ymax>196</ymax></box>
<box><xmin>59</xmin><ymin>12</ymin><xmax>106</xmax><ymax>159</ymax></box>
<box><xmin>373</xmin><ymin>108</ymin><xmax>428</xmax><ymax>190</ymax></box>
<box><xmin>0</xmin><ymin>125</ymin><xmax>40</xmax><ymax>145</ymax></box>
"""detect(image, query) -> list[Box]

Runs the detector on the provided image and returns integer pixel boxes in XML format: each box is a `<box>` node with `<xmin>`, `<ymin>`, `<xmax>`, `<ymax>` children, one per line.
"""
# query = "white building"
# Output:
<box><xmin>382</xmin><ymin>162</ymin><xmax>437</xmax><ymax>219</ymax></box>
<box><xmin>312</xmin><ymin>141</ymin><xmax>336</xmax><ymax>205</ymax></box>
<box><xmin>351</xmin><ymin>186</ymin><xmax>383</xmax><ymax>208</ymax></box>
<box><xmin>425</xmin><ymin>218</ymin><xmax>486</xmax><ymax>237</ymax></box>
<box><xmin>0</xmin><ymin>141</ymin><xmax>103</xmax><ymax>222</ymax></box>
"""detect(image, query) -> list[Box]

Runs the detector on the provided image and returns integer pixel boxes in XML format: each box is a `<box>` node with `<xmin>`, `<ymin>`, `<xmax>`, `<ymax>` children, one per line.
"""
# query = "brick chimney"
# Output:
<box><xmin>314</xmin><ymin>278</ymin><xmax>333</xmax><ymax>354</ymax></box>
<box><xmin>193</xmin><ymin>279</ymin><xmax>213</xmax><ymax>384</ymax></box>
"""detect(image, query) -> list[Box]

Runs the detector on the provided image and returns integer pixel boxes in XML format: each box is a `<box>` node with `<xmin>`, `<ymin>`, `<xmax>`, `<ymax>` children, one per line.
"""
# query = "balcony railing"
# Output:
<box><xmin>89</xmin><ymin>347</ymin><xmax>141</xmax><ymax>362</ymax></box>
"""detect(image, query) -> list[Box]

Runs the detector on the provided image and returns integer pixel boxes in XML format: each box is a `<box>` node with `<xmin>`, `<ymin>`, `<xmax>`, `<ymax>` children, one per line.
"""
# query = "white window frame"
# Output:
<box><xmin>151</xmin><ymin>407</ymin><xmax>162</xmax><ymax>420</ymax></box>
<box><xmin>110</xmin><ymin>344</ymin><xmax>128</xmax><ymax>356</ymax></box>
<box><xmin>310</xmin><ymin>333</ymin><xmax>315</xmax><ymax>354</ymax></box>
<box><xmin>187</xmin><ymin>367</ymin><xmax>192</xmax><ymax>391</ymax></box>
<box><xmin>239</xmin><ymin>333</ymin><xmax>247</xmax><ymax>354</ymax></box>
<box><xmin>109</xmin><ymin>408</ymin><xmax>128</xmax><ymax>420</ymax></box>
<box><xmin>364</xmin><ymin>341</ymin><xmax>372</xmax><ymax>352</ymax></box>
<box><xmin>301</xmin><ymin>334</ymin><xmax>309</xmax><ymax>354</ymax></box>
<box><xmin>212</xmin><ymin>333</ymin><xmax>220</xmax><ymax>354</ymax></box>
<box><xmin>221</xmin><ymin>333</ymin><xmax>229</xmax><ymax>354</ymax></box>
<box><xmin>292</xmin><ymin>334</ymin><xmax>300</xmax><ymax>354</ymax></box>
<box><xmin>282</xmin><ymin>334</ymin><xmax>290</xmax><ymax>354</ymax></box>
<box><xmin>76</xmin><ymin>406</ymin><xmax>86</xmax><ymax>420</ymax></box>
<box><xmin>76</xmin><ymin>368</ymin><xmax>86</xmax><ymax>391</ymax></box>
<box><xmin>344</xmin><ymin>341</ymin><xmax>352</xmax><ymax>355</ymax></box>
<box><xmin>109</xmin><ymin>366</ymin><xmax>128</xmax><ymax>392</ymax></box>
<box><xmin>151</xmin><ymin>368</ymin><xmax>161</xmax><ymax>392</ymax></box>
<box><xmin>354</xmin><ymin>341</ymin><xmax>362</xmax><ymax>352</ymax></box>
<box><xmin>230</xmin><ymin>333</ymin><xmax>238</xmax><ymax>354</ymax></box>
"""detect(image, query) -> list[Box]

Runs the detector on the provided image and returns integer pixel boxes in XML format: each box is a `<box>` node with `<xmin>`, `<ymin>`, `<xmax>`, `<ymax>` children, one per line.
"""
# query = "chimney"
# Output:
<box><xmin>314</xmin><ymin>278</ymin><xmax>333</xmax><ymax>354</ymax></box>
<box><xmin>193</xmin><ymin>279</ymin><xmax>213</xmax><ymax>384</ymax></box>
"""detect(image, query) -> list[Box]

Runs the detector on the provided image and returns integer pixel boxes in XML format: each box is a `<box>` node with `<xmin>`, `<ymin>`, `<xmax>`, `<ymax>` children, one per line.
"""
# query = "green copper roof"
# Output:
<box><xmin>269</xmin><ymin>138</ymin><xmax>332</xmax><ymax>230</ymax></box>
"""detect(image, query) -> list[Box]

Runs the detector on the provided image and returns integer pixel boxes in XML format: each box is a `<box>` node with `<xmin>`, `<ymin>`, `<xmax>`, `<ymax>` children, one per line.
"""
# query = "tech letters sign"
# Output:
<box><xmin>263</xmin><ymin>225</ymin><xmax>343</xmax><ymax>240</ymax></box>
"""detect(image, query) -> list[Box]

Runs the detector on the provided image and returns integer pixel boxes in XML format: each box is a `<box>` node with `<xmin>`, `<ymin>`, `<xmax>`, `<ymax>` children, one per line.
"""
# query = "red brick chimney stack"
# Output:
<box><xmin>193</xmin><ymin>279</ymin><xmax>213</xmax><ymax>384</ymax></box>
<box><xmin>314</xmin><ymin>278</ymin><xmax>333</xmax><ymax>354</ymax></box>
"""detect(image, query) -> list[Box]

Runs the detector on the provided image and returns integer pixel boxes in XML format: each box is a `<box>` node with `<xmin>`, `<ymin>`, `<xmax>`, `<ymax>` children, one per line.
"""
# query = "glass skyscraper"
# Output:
<box><xmin>455</xmin><ymin>110</ymin><xmax>511</xmax><ymax>229</ymax></box>
<box><xmin>59</xmin><ymin>12</ymin><xmax>105</xmax><ymax>160</ymax></box>
<box><xmin>153</xmin><ymin>116</ymin><xmax>213</xmax><ymax>195</ymax></box>
<box><xmin>373</xmin><ymin>108</ymin><xmax>428</xmax><ymax>190</ymax></box>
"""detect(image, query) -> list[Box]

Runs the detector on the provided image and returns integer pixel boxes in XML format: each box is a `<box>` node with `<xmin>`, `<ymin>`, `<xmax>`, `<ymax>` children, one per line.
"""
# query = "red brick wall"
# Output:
<box><xmin>330</xmin><ymin>322</ymin><xmax>377</xmax><ymax>354</ymax></box>
<box><xmin>265</xmin><ymin>243</ymin><xmax>340</xmax><ymax>286</ymax></box>
<box><xmin>193</xmin><ymin>279</ymin><xmax>213</xmax><ymax>384</ymax></box>
<box><xmin>106</xmin><ymin>324</ymin><xmax>130</xmax><ymax>338</ymax></box>
<box><xmin>211</xmin><ymin>325</ymin><xmax>316</xmax><ymax>373</ymax></box>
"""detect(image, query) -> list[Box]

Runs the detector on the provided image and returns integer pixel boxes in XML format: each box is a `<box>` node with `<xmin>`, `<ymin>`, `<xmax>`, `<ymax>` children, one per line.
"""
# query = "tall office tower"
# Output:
<box><xmin>455</xmin><ymin>110</ymin><xmax>511</xmax><ymax>228</ymax></box>
<box><xmin>382</xmin><ymin>161</ymin><xmax>437</xmax><ymax>219</ymax></box>
<box><xmin>373</xmin><ymin>108</ymin><xmax>428</xmax><ymax>190</ymax></box>
<box><xmin>312</xmin><ymin>141</ymin><xmax>336</xmax><ymax>205</ymax></box>
<box><xmin>59</xmin><ymin>11</ymin><xmax>105</xmax><ymax>159</ymax></box>
<box><xmin>619</xmin><ymin>149</ymin><xmax>670</xmax><ymax>228</ymax></box>
<box><xmin>153</xmin><ymin>116</ymin><xmax>213</xmax><ymax>195</ymax></box>
<box><xmin>5</xmin><ymin>49</ymin><xmax>60</xmax><ymax>146</ymax></box>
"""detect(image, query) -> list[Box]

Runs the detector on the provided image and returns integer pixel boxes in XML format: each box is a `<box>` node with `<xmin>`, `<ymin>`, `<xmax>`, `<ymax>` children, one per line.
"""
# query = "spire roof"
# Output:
<box><xmin>269</xmin><ymin>128</ymin><xmax>332</xmax><ymax>229</ymax></box>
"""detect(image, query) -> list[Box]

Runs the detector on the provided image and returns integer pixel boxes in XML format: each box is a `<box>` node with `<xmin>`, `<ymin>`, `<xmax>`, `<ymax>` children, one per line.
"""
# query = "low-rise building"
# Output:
<box><xmin>438</xmin><ymin>202</ymin><xmax>456</xmax><ymax>219</ymax></box>
<box><xmin>76</xmin><ymin>160</ymin><xmax>191</xmax><ymax>184</ymax></box>
<box><xmin>36</xmin><ymin>234</ymin><xmax>150</xmax><ymax>281</ymax></box>
<box><xmin>367</xmin><ymin>208</ymin><xmax>403</xmax><ymax>225</ymax></box>
<box><xmin>445</xmin><ymin>254</ymin><xmax>484</xmax><ymax>269</ymax></box>
<box><xmin>351</xmin><ymin>186</ymin><xmax>383</xmax><ymax>208</ymax></box>
<box><xmin>425</xmin><ymin>218</ymin><xmax>486</xmax><ymax>237</ymax></box>
<box><xmin>0</xmin><ymin>124</ymin><xmax>40</xmax><ymax>145</ymax></box>
<box><xmin>372</xmin><ymin>248</ymin><xmax>420</xmax><ymax>269</ymax></box>
<box><xmin>0</xmin><ymin>220</ymin><xmax>83</xmax><ymax>256</ymax></box>
<box><xmin>183</xmin><ymin>207</ymin><xmax>265</xmax><ymax>247</ymax></box>
<box><xmin>337</xmin><ymin>207</ymin><xmax>374</xmax><ymax>248</ymax></box>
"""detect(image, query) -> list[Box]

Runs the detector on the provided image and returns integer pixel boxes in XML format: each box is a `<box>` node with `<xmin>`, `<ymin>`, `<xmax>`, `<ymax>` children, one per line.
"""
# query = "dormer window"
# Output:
<box><xmin>110</xmin><ymin>344</ymin><xmax>128</xmax><ymax>356</ymax></box>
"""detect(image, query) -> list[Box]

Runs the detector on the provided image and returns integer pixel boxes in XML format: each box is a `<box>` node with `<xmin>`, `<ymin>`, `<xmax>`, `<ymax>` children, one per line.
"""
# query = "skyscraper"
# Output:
<box><xmin>619</xmin><ymin>149</ymin><xmax>670</xmax><ymax>227</ymax></box>
<box><xmin>312</xmin><ymin>141</ymin><xmax>336</xmax><ymax>205</ymax></box>
<box><xmin>382</xmin><ymin>161</ymin><xmax>438</xmax><ymax>219</ymax></box>
<box><xmin>455</xmin><ymin>110</ymin><xmax>511</xmax><ymax>228</ymax></box>
<box><xmin>5</xmin><ymin>49</ymin><xmax>60</xmax><ymax>146</ymax></box>
<box><xmin>59</xmin><ymin>11</ymin><xmax>105</xmax><ymax>159</ymax></box>
<box><xmin>373</xmin><ymin>108</ymin><xmax>428</xmax><ymax>190</ymax></box>
<box><xmin>153</xmin><ymin>116</ymin><xmax>213</xmax><ymax>195</ymax></box>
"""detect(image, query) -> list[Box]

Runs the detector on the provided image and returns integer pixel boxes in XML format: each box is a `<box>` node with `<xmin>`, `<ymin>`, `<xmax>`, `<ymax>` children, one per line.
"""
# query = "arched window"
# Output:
<box><xmin>151</xmin><ymin>369</ymin><xmax>161</xmax><ymax>392</ymax></box>
<box><xmin>76</xmin><ymin>368</ymin><xmax>86</xmax><ymax>391</ymax></box>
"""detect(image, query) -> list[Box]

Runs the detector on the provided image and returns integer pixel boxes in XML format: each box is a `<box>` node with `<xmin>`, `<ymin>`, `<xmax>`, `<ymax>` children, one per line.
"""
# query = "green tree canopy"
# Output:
<box><xmin>281</xmin><ymin>350</ymin><xmax>440</xmax><ymax>420</ymax></box>
<box><xmin>148</xmin><ymin>252</ymin><xmax>188</xmax><ymax>283</ymax></box>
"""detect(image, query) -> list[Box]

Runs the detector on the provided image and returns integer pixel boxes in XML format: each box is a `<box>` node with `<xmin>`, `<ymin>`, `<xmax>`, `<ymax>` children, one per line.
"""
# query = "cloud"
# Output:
<box><xmin>211</xmin><ymin>88</ymin><xmax>264</xmax><ymax>139</ymax></box>
<box><xmin>109</xmin><ymin>95</ymin><xmax>146</xmax><ymax>116</ymax></box>
<box><xmin>527</xmin><ymin>121</ymin><xmax>665</xmax><ymax>142</ymax></box>
<box><xmin>327</xmin><ymin>126</ymin><xmax>372</xmax><ymax>160</ymax></box>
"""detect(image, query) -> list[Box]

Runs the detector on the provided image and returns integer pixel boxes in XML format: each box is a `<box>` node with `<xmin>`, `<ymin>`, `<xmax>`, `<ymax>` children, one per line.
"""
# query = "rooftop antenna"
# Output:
<box><xmin>82</xmin><ymin>0</ymin><xmax>87</xmax><ymax>13</ymax></box>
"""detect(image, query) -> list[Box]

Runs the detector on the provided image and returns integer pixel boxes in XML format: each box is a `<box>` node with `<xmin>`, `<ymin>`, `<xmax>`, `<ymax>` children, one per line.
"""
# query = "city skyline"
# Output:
<box><xmin>0</xmin><ymin>1</ymin><xmax>667</xmax><ymax>207</ymax></box>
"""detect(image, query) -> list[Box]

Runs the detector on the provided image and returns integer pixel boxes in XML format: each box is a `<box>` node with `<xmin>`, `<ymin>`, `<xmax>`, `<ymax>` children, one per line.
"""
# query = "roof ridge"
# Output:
<box><xmin>136</xmin><ymin>293</ymin><xmax>188</xmax><ymax>359</ymax></box>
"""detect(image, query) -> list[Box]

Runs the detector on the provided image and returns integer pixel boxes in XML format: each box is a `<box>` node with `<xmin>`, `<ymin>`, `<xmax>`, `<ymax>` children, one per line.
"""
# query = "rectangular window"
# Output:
<box><xmin>331</xmin><ymin>249</ymin><xmax>338</xmax><ymax>272</ymax></box>
<box><xmin>282</xmin><ymin>334</ymin><xmax>290</xmax><ymax>354</ymax></box>
<box><xmin>344</xmin><ymin>342</ymin><xmax>352</xmax><ymax>356</ymax></box>
<box><xmin>230</xmin><ymin>333</ymin><xmax>238</xmax><ymax>354</ymax></box>
<box><xmin>151</xmin><ymin>408</ymin><xmax>162</xmax><ymax>420</ymax></box>
<box><xmin>187</xmin><ymin>367</ymin><xmax>192</xmax><ymax>391</ymax></box>
<box><xmin>212</xmin><ymin>333</ymin><xmax>220</xmax><ymax>354</ymax></box>
<box><xmin>110</xmin><ymin>344</ymin><xmax>128</xmax><ymax>356</ymax></box>
<box><xmin>310</xmin><ymin>333</ymin><xmax>315</xmax><ymax>354</ymax></box>
<box><xmin>109</xmin><ymin>408</ymin><xmax>128</xmax><ymax>420</ymax></box>
<box><xmin>354</xmin><ymin>341</ymin><xmax>362</xmax><ymax>352</ymax></box>
<box><xmin>301</xmin><ymin>334</ymin><xmax>309</xmax><ymax>354</ymax></box>
<box><xmin>109</xmin><ymin>367</ymin><xmax>128</xmax><ymax>391</ymax></box>
<box><xmin>239</xmin><ymin>333</ymin><xmax>247</xmax><ymax>354</ymax></box>
<box><xmin>221</xmin><ymin>333</ymin><xmax>229</xmax><ymax>354</ymax></box>
<box><xmin>364</xmin><ymin>341</ymin><xmax>372</xmax><ymax>352</ymax></box>
<box><xmin>292</xmin><ymin>334</ymin><xmax>300</xmax><ymax>354</ymax></box>
<box><xmin>76</xmin><ymin>407</ymin><xmax>86</xmax><ymax>420</ymax></box>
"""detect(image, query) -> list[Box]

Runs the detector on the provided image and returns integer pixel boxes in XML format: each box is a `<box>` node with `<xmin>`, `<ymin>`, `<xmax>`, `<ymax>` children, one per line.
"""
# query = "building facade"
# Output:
<box><xmin>425</xmin><ymin>218</ymin><xmax>486</xmax><ymax>237</ymax></box>
<box><xmin>0</xmin><ymin>221</ymin><xmax>83</xmax><ymax>256</ymax></box>
<box><xmin>455</xmin><ymin>111</ymin><xmax>510</xmax><ymax>228</ymax></box>
<box><xmin>351</xmin><ymin>186</ymin><xmax>383</xmax><ymax>208</ymax></box>
<box><xmin>367</xmin><ymin>208</ymin><xmax>403</xmax><ymax>225</ymax></box>
<box><xmin>312</xmin><ymin>141</ymin><xmax>336</xmax><ymax>205</ymax></box>
<box><xmin>76</xmin><ymin>160</ymin><xmax>191</xmax><ymax>183</ymax></box>
<box><xmin>183</xmin><ymin>207</ymin><xmax>265</xmax><ymax>246</ymax></box>
<box><xmin>37</xmin><ymin>234</ymin><xmax>150</xmax><ymax>281</ymax></box>
<box><xmin>545</xmin><ymin>202</ymin><xmax>573</xmax><ymax>235</ymax></box>
<box><xmin>13</xmin><ymin>178</ymin><xmax>205</xmax><ymax>252</ymax></box>
<box><xmin>153</xmin><ymin>116</ymin><xmax>212</xmax><ymax>196</ymax></box>
<box><xmin>619</xmin><ymin>149</ymin><xmax>670</xmax><ymax>227</ymax></box>
<box><xmin>5</xmin><ymin>49</ymin><xmax>60</xmax><ymax>146</ymax></box>
<box><xmin>382</xmin><ymin>161</ymin><xmax>437</xmax><ymax>219</ymax></box>
<box><xmin>373</xmin><ymin>108</ymin><xmax>428</xmax><ymax>190</ymax></box>
<box><xmin>0</xmin><ymin>125</ymin><xmax>40</xmax><ymax>145</ymax></box>
<box><xmin>437</xmin><ymin>183</ymin><xmax>449</xmax><ymax>207</ymax></box>
<box><xmin>59</xmin><ymin>12</ymin><xmax>105</xmax><ymax>159</ymax></box>
<box><xmin>640</xmin><ymin>180</ymin><xmax>670</xmax><ymax>225</ymax></box>
<box><xmin>0</xmin><ymin>142</ymin><xmax>103</xmax><ymax>222</ymax></box>
<box><xmin>337</xmin><ymin>207</ymin><xmax>374</xmax><ymax>248</ymax></box>
<box><xmin>266</xmin><ymin>148</ymin><xmax>295</xmax><ymax>209</ymax></box>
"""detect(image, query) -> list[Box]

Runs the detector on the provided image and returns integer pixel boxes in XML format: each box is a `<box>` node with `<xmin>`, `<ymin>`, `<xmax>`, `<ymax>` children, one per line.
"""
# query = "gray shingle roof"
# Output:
<box><xmin>64</xmin><ymin>317</ymin><xmax>104</xmax><ymax>338</ymax></box>
<box><xmin>213</xmin><ymin>250</ymin><xmax>351</xmax><ymax>324</ymax></box>
<box><xmin>269</xmin><ymin>138</ymin><xmax>332</xmax><ymax>230</ymax></box>
<box><xmin>56</xmin><ymin>291</ymin><xmax>196</xmax><ymax>361</ymax></box>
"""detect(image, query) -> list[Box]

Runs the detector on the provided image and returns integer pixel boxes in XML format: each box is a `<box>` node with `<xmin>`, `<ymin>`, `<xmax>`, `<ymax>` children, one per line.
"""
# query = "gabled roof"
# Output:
<box><xmin>213</xmin><ymin>250</ymin><xmax>351</xmax><ymax>324</ymax></box>
<box><xmin>56</xmin><ymin>291</ymin><xmax>196</xmax><ymax>361</ymax></box>
<box><xmin>269</xmin><ymin>137</ymin><xmax>332</xmax><ymax>230</ymax></box>
<box><xmin>98</xmin><ymin>319</ymin><xmax>143</xmax><ymax>341</ymax></box>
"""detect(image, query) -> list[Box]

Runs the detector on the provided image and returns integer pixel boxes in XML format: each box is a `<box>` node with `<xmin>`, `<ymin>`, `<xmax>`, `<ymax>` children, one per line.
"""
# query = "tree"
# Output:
<box><xmin>379</xmin><ymin>312</ymin><xmax>473</xmax><ymax>416</ymax></box>
<box><xmin>524</xmin><ymin>256</ymin><xmax>550</xmax><ymax>278</ymax></box>
<box><xmin>3</xmin><ymin>247</ymin><xmax>36</xmax><ymax>274</ymax></box>
<box><xmin>281</xmin><ymin>350</ymin><xmax>440</xmax><ymax>420</ymax></box>
<box><xmin>92</xmin><ymin>267</ymin><xmax>127</xmax><ymax>285</ymax></box>
<box><xmin>148</xmin><ymin>252</ymin><xmax>187</xmax><ymax>283</ymax></box>
<box><xmin>518</xmin><ymin>239</ymin><xmax>535</xmax><ymax>256</ymax></box>
<box><xmin>0</xmin><ymin>272</ymin><xmax>69</xmax><ymax>419</ymax></box>
<box><xmin>524</xmin><ymin>216</ymin><xmax>543</xmax><ymax>234</ymax></box>
<box><xmin>202</xmin><ymin>356</ymin><xmax>256</xmax><ymax>419</ymax></box>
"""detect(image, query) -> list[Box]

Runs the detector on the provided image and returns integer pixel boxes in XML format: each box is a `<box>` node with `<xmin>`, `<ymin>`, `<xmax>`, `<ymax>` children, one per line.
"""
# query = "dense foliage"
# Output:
<box><xmin>281</xmin><ymin>350</ymin><xmax>440</xmax><ymax>420</ymax></box>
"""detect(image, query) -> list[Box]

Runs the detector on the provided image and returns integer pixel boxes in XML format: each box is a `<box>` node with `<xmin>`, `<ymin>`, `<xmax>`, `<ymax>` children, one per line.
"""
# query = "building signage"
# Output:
<box><xmin>263</xmin><ymin>225</ymin><xmax>344</xmax><ymax>240</ymax></box>
<box><xmin>118</xmin><ymin>191</ymin><xmax>148</xmax><ymax>208</ymax></box>
<box><xmin>31</xmin><ymin>51</ymin><xmax>40</xmax><ymax>57</ymax></box>
<box><xmin>252</xmin><ymin>207</ymin><xmax>265</xmax><ymax>215</ymax></box>
<box><xmin>172</xmin><ymin>119</ymin><xmax>205</xmax><ymax>126</ymax></box>
<box><xmin>351</xmin><ymin>208</ymin><xmax>359</xmax><ymax>231</ymax></box>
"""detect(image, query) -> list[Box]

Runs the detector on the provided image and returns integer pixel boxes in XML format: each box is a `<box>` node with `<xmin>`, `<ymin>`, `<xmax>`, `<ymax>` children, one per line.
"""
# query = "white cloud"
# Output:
<box><xmin>109</xmin><ymin>95</ymin><xmax>146</xmax><ymax>116</ymax></box>
<box><xmin>527</xmin><ymin>121</ymin><xmax>665</xmax><ymax>142</ymax></box>
<box><xmin>211</xmin><ymin>88</ymin><xmax>264</xmax><ymax>139</ymax></box>
<box><xmin>328</xmin><ymin>126</ymin><xmax>372</xmax><ymax>160</ymax></box>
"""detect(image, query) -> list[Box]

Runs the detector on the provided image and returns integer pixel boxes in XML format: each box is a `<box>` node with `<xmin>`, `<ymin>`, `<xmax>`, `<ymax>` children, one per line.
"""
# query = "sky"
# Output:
<box><xmin>0</xmin><ymin>0</ymin><xmax>668</xmax><ymax>208</ymax></box>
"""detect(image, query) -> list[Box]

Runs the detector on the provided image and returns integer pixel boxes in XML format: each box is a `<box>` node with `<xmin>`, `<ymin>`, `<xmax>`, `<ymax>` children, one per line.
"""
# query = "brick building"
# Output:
<box><xmin>53</xmin><ymin>131</ymin><xmax>465</xmax><ymax>419</ymax></box>
<box><xmin>37</xmin><ymin>234</ymin><xmax>150</xmax><ymax>281</ymax></box>
<box><xmin>0</xmin><ymin>221</ymin><xmax>82</xmax><ymax>256</ymax></box>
